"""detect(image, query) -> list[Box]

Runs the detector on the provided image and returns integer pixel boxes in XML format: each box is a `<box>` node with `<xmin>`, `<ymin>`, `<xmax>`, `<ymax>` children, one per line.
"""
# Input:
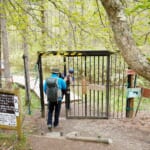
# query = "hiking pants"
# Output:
<box><xmin>47</xmin><ymin>101</ymin><xmax>62</xmax><ymax>127</ymax></box>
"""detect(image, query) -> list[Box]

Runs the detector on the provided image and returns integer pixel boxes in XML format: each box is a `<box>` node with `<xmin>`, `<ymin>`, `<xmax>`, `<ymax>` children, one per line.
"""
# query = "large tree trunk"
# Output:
<box><xmin>100</xmin><ymin>0</ymin><xmax>150</xmax><ymax>81</ymax></box>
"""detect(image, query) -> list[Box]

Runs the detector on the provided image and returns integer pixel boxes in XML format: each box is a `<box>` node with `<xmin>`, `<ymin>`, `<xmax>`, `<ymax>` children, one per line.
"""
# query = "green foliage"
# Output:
<box><xmin>6</xmin><ymin>0</ymin><xmax>115</xmax><ymax>56</ymax></box>
<box><xmin>13</xmin><ymin>84</ymin><xmax>41</xmax><ymax>114</ymax></box>
<box><xmin>2</xmin><ymin>0</ymin><xmax>150</xmax><ymax>79</ymax></box>
<box><xmin>132</xmin><ymin>0</ymin><xmax>150</xmax><ymax>10</ymax></box>
<box><xmin>125</xmin><ymin>0</ymin><xmax>150</xmax><ymax>46</ymax></box>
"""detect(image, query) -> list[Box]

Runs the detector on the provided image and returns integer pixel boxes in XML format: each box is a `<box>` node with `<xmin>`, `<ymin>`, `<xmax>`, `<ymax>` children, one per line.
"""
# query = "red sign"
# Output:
<box><xmin>127</xmin><ymin>69</ymin><xmax>136</xmax><ymax>75</ymax></box>
<box><xmin>142</xmin><ymin>88</ymin><xmax>150</xmax><ymax>98</ymax></box>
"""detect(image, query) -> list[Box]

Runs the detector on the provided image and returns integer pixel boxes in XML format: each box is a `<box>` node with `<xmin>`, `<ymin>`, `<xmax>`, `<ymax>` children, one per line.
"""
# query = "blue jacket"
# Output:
<box><xmin>43</xmin><ymin>73</ymin><xmax>66</xmax><ymax>101</ymax></box>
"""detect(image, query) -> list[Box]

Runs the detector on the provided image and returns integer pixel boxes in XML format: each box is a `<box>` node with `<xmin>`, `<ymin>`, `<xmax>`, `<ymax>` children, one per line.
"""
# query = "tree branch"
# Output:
<box><xmin>95</xmin><ymin>0</ymin><xmax>105</xmax><ymax>27</ymax></box>
<box><xmin>100</xmin><ymin>0</ymin><xmax>150</xmax><ymax>81</ymax></box>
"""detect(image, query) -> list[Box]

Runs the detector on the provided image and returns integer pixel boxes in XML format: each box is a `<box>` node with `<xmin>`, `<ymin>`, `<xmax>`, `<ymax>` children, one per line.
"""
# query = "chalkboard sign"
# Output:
<box><xmin>0</xmin><ymin>93</ymin><xmax>19</xmax><ymax>126</ymax></box>
<box><xmin>0</xmin><ymin>89</ymin><xmax>22</xmax><ymax>139</ymax></box>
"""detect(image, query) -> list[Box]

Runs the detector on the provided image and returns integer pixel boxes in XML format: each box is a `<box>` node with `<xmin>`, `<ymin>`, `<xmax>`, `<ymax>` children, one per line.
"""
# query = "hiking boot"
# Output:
<box><xmin>53</xmin><ymin>123</ymin><xmax>60</xmax><ymax>129</ymax></box>
<box><xmin>54</xmin><ymin>125</ymin><xmax>58</xmax><ymax>128</ymax></box>
<box><xmin>48</xmin><ymin>124</ymin><xmax>52</xmax><ymax>130</ymax></box>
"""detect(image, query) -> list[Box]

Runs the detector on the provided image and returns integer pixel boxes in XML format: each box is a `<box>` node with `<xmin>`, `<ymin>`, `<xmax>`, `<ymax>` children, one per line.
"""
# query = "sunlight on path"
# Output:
<box><xmin>12</xmin><ymin>75</ymin><xmax>80</xmax><ymax>105</ymax></box>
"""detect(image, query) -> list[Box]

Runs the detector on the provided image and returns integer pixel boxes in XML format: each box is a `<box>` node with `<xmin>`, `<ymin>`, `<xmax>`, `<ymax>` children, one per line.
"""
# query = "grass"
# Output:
<box><xmin>0</xmin><ymin>133</ymin><xmax>30</xmax><ymax>150</ymax></box>
<box><xmin>0</xmin><ymin>85</ymin><xmax>40</xmax><ymax>150</ymax></box>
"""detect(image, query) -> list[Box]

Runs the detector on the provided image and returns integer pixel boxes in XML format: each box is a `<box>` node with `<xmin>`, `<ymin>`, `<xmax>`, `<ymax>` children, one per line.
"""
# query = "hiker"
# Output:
<box><xmin>59</xmin><ymin>72</ymin><xmax>66</xmax><ymax>98</ymax></box>
<box><xmin>43</xmin><ymin>68</ymin><xmax>66</xmax><ymax>130</ymax></box>
<box><xmin>64</xmin><ymin>68</ymin><xmax>74</xmax><ymax>110</ymax></box>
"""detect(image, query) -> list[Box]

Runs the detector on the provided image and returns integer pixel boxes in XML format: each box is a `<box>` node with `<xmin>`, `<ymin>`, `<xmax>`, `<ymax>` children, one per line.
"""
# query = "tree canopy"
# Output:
<box><xmin>0</xmin><ymin>0</ymin><xmax>150</xmax><ymax>81</ymax></box>
<box><xmin>101</xmin><ymin>0</ymin><xmax>150</xmax><ymax>80</ymax></box>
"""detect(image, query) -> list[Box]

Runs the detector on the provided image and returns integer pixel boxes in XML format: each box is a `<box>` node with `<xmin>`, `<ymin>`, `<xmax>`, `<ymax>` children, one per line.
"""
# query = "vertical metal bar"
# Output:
<box><xmin>101</xmin><ymin>56</ymin><xmax>104</xmax><ymax>116</ymax></box>
<box><xmin>121</xmin><ymin>57</ymin><xmax>126</xmax><ymax>118</ymax></box>
<box><xmin>106</xmin><ymin>55</ymin><xmax>110</xmax><ymax>118</ymax></box>
<box><xmin>89</xmin><ymin>56</ymin><xmax>92</xmax><ymax>117</ymax></box>
<box><xmin>77</xmin><ymin>56</ymin><xmax>79</xmax><ymax>116</ymax></box>
<box><xmin>38</xmin><ymin>54</ymin><xmax>45</xmax><ymax>118</ymax></box>
<box><xmin>119</xmin><ymin>54</ymin><xmax>122</xmax><ymax>118</ymax></box>
<box><xmin>67</xmin><ymin>57</ymin><xmax>69</xmax><ymax>71</ymax></box>
<box><xmin>63</xmin><ymin>56</ymin><xmax>67</xmax><ymax>76</ymax></box>
<box><xmin>117</xmin><ymin>56</ymin><xmax>121</xmax><ymax>118</ymax></box>
<box><xmin>73</xmin><ymin>57</ymin><xmax>75</xmax><ymax>117</ymax></box>
<box><xmin>97</xmin><ymin>56</ymin><xmax>100</xmax><ymax>116</ymax></box>
<box><xmin>67</xmin><ymin>56</ymin><xmax>71</xmax><ymax>117</ymax></box>
<box><xmin>63</xmin><ymin>56</ymin><xmax>68</xmax><ymax>118</ymax></box>
<box><xmin>109</xmin><ymin>55</ymin><xmax>113</xmax><ymax>118</ymax></box>
<box><xmin>84</xmin><ymin>56</ymin><xmax>87</xmax><ymax>117</ymax></box>
<box><xmin>93</xmin><ymin>56</ymin><xmax>96</xmax><ymax>116</ymax></box>
<box><xmin>81</xmin><ymin>56</ymin><xmax>83</xmax><ymax>116</ymax></box>
<box><xmin>113</xmin><ymin>54</ymin><xmax>117</xmax><ymax>118</ymax></box>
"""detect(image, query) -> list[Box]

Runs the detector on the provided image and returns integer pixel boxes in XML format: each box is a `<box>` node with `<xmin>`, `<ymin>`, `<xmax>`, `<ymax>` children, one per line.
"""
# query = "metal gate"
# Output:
<box><xmin>37</xmin><ymin>51</ymin><xmax>127</xmax><ymax>119</ymax></box>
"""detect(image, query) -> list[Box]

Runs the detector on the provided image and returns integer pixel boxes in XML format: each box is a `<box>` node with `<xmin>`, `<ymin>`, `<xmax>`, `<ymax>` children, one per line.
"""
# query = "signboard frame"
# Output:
<box><xmin>0</xmin><ymin>88</ymin><xmax>22</xmax><ymax>139</ymax></box>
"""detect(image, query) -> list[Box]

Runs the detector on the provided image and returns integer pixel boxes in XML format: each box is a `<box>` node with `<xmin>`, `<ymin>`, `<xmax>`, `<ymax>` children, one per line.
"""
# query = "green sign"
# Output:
<box><xmin>127</xmin><ymin>88</ymin><xmax>141</xmax><ymax>98</ymax></box>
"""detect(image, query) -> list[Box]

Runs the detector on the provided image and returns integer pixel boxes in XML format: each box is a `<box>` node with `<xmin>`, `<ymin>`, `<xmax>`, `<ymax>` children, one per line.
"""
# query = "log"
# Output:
<box><xmin>65</xmin><ymin>132</ymin><xmax>112</xmax><ymax>144</ymax></box>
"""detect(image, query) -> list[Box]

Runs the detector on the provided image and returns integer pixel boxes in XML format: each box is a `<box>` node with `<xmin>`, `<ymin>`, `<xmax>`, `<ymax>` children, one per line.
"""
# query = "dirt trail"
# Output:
<box><xmin>24</xmin><ymin>104</ymin><xmax>150</xmax><ymax>150</ymax></box>
<box><xmin>11</xmin><ymin>75</ymin><xmax>150</xmax><ymax>149</ymax></box>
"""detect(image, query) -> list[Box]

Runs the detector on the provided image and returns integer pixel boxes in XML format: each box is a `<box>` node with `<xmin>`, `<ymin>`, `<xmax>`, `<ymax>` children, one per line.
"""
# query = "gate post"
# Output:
<box><xmin>126</xmin><ymin>69</ymin><xmax>135</xmax><ymax>118</ymax></box>
<box><xmin>38</xmin><ymin>54</ymin><xmax>45</xmax><ymax>118</ymax></box>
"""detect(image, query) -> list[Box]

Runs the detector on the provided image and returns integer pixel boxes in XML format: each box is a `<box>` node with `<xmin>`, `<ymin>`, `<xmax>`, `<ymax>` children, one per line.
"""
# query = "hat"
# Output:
<box><xmin>69</xmin><ymin>68</ymin><xmax>74</xmax><ymax>74</ymax></box>
<box><xmin>51</xmin><ymin>68</ymin><xmax>59</xmax><ymax>74</ymax></box>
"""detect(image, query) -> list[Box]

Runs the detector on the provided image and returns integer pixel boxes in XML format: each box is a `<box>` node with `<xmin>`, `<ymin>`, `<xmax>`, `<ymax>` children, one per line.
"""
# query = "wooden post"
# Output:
<box><xmin>38</xmin><ymin>54</ymin><xmax>45</xmax><ymax>118</ymax></box>
<box><xmin>23</xmin><ymin>54</ymin><xmax>31</xmax><ymax>115</ymax></box>
<box><xmin>0</xmin><ymin>88</ymin><xmax>22</xmax><ymax>140</ymax></box>
<box><xmin>126</xmin><ymin>69</ymin><xmax>135</xmax><ymax>118</ymax></box>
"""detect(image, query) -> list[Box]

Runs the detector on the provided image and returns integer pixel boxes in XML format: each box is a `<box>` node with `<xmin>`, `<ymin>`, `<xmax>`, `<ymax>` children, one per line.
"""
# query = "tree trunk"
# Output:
<box><xmin>41</xmin><ymin>0</ymin><xmax>46</xmax><ymax>51</ymax></box>
<box><xmin>100</xmin><ymin>0</ymin><xmax>150</xmax><ymax>81</ymax></box>
<box><xmin>0</xmin><ymin>0</ymin><xmax>2</xmax><ymax>88</ymax></box>
<box><xmin>23</xmin><ymin>0</ymin><xmax>31</xmax><ymax>114</ymax></box>
<box><xmin>68</xmin><ymin>0</ymin><xmax>75</xmax><ymax>50</ymax></box>
<box><xmin>1</xmin><ymin>0</ymin><xmax>11</xmax><ymax>87</ymax></box>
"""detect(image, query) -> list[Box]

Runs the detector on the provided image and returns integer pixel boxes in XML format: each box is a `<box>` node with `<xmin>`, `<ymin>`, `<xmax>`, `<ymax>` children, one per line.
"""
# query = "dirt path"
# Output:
<box><xmin>12</xmin><ymin>76</ymin><xmax>150</xmax><ymax>149</ymax></box>
<box><xmin>24</xmin><ymin>103</ymin><xmax>150</xmax><ymax>150</ymax></box>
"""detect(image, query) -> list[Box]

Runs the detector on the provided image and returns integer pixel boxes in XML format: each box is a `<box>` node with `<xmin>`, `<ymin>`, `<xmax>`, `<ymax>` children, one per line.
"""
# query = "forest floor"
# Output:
<box><xmin>24</xmin><ymin>104</ymin><xmax>150</xmax><ymax>150</ymax></box>
<box><xmin>1</xmin><ymin>76</ymin><xmax>149</xmax><ymax>150</ymax></box>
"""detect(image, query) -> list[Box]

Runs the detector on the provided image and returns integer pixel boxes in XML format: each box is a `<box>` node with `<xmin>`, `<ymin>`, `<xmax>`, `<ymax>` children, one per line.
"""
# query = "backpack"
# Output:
<box><xmin>46</xmin><ymin>78</ymin><xmax>62</xmax><ymax>102</ymax></box>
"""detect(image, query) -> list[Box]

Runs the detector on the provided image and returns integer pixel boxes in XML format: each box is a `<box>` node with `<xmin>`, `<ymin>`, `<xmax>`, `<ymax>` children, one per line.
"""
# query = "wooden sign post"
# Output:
<box><xmin>0</xmin><ymin>88</ymin><xmax>22</xmax><ymax>140</ymax></box>
<box><xmin>126</xmin><ymin>69</ymin><xmax>136</xmax><ymax>118</ymax></box>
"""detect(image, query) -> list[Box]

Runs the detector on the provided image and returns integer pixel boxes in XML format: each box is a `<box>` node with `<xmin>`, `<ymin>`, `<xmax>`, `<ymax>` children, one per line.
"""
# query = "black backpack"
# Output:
<box><xmin>46</xmin><ymin>78</ymin><xmax>62</xmax><ymax>102</ymax></box>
